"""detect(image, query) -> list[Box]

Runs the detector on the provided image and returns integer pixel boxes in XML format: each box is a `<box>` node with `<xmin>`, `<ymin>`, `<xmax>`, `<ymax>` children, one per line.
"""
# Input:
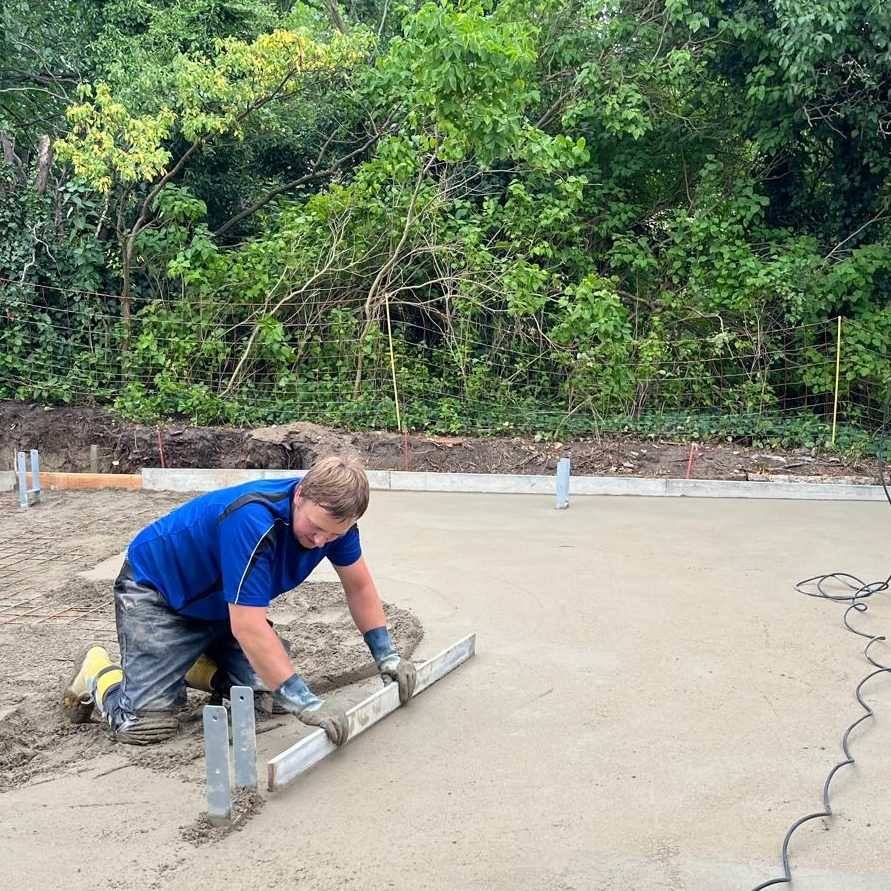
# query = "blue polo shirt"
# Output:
<box><xmin>127</xmin><ymin>477</ymin><xmax>362</xmax><ymax>621</ymax></box>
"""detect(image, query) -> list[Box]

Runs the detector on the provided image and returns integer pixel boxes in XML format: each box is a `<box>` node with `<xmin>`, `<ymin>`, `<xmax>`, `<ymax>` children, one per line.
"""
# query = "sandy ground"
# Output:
<box><xmin>0</xmin><ymin>488</ymin><xmax>421</xmax><ymax>809</ymax></box>
<box><xmin>1</xmin><ymin>488</ymin><xmax>891</xmax><ymax>890</ymax></box>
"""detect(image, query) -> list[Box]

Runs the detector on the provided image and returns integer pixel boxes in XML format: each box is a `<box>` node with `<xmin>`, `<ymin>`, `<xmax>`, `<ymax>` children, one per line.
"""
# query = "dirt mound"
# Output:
<box><xmin>180</xmin><ymin>787</ymin><xmax>266</xmax><ymax>846</ymax></box>
<box><xmin>269</xmin><ymin>581</ymin><xmax>422</xmax><ymax>693</ymax></box>
<box><xmin>1</xmin><ymin>399</ymin><xmax>875</xmax><ymax>481</ymax></box>
<box><xmin>53</xmin><ymin>577</ymin><xmax>112</xmax><ymax>606</ymax></box>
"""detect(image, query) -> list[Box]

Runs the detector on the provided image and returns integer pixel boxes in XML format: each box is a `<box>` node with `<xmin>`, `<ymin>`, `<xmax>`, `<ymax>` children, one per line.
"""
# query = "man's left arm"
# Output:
<box><xmin>334</xmin><ymin>556</ymin><xmax>417</xmax><ymax>704</ymax></box>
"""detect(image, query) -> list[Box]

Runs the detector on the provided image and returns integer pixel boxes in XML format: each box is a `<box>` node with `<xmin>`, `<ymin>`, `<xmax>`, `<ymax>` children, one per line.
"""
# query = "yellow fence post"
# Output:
<box><xmin>384</xmin><ymin>293</ymin><xmax>403</xmax><ymax>433</ymax></box>
<box><xmin>831</xmin><ymin>315</ymin><xmax>842</xmax><ymax>446</ymax></box>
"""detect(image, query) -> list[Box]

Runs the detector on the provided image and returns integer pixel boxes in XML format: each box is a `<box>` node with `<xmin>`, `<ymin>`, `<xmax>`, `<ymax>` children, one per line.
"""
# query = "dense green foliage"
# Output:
<box><xmin>2</xmin><ymin>0</ymin><xmax>890</xmax><ymax>448</ymax></box>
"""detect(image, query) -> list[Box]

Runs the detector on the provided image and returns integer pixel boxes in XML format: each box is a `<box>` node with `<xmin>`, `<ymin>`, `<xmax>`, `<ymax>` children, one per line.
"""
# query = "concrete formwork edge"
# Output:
<box><xmin>140</xmin><ymin>467</ymin><xmax>888</xmax><ymax>501</ymax></box>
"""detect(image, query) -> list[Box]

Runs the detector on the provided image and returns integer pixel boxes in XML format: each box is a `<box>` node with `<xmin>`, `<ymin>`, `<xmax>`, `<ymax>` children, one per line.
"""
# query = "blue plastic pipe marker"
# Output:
<box><xmin>555</xmin><ymin>457</ymin><xmax>570</xmax><ymax>510</ymax></box>
<box><xmin>231</xmin><ymin>685</ymin><xmax>258</xmax><ymax>789</ymax></box>
<box><xmin>203</xmin><ymin>704</ymin><xmax>232</xmax><ymax>825</ymax></box>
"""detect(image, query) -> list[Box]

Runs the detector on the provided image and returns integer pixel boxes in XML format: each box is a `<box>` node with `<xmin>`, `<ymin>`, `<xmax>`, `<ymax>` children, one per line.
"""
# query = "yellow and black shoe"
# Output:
<box><xmin>184</xmin><ymin>653</ymin><xmax>218</xmax><ymax>693</ymax></box>
<box><xmin>61</xmin><ymin>644</ymin><xmax>123</xmax><ymax>724</ymax></box>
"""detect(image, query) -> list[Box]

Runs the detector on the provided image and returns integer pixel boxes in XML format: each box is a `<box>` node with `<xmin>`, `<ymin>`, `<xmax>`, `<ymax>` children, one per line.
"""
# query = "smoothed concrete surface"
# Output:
<box><xmin>77</xmin><ymin>551</ymin><xmax>126</xmax><ymax>581</ymax></box>
<box><xmin>4</xmin><ymin>491</ymin><xmax>891</xmax><ymax>890</ymax></box>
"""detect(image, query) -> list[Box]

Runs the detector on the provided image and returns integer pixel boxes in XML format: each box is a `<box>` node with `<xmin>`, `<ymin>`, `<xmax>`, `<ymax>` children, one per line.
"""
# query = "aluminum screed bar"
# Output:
<box><xmin>268</xmin><ymin>632</ymin><xmax>476</xmax><ymax>791</ymax></box>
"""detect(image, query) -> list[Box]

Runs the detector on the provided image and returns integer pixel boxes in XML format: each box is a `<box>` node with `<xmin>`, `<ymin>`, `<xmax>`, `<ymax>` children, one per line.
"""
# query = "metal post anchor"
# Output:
<box><xmin>203</xmin><ymin>704</ymin><xmax>232</xmax><ymax>826</ymax></box>
<box><xmin>231</xmin><ymin>686</ymin><xmax>258</xmax><ymax>790</ymax></box>
<box><xmin>16</xmin><ymin>449</ymin><xmax>41</xmax><ymax>509</ymax></box>
<box><xmin>555</xmin><ymin>457</ymin><xmax>570</xmax><ymax>509</ymax></box>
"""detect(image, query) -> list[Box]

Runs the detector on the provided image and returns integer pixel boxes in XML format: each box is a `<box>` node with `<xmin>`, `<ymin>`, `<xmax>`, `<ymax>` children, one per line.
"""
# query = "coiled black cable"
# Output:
<box><xmin>751</xmin><ymin>394</ymin><xmax>891</xmax><ymax>890</ymax></box>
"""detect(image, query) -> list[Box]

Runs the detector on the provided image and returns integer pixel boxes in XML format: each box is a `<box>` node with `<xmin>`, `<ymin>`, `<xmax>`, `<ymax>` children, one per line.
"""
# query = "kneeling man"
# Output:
<box><xmin>62</xmin><ymin>456</ymin><xmax>416</xmax><ymax>745</ymax></box>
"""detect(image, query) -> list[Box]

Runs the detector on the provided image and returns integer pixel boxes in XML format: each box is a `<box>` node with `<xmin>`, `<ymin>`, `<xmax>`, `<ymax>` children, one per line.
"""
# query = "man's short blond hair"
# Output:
<box><xmin>300</xmin><ymin>455</ymin><xmax>369</xmax><ymax>520</ymax></box>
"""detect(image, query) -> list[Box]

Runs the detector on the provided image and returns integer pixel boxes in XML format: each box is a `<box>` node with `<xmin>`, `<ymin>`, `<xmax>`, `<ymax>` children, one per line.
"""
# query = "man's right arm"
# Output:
<box><xmin>228</xmin><ymin>603</ymin><xmax>294</xmax><ymax>689</ymax></box>
<box><xmin>228</xmin><ymin>603</ymin><xmax>349</xmax><ymax>746</ymax></box>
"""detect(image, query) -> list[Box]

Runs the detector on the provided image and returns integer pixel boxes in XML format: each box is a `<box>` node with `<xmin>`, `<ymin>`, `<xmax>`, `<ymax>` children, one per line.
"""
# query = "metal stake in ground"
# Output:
<box><xmin>230</xmin><ymin>685</ymin><xmax>258</xmax><ymax>789</ymax></box>
<box><xmin>16</xmin><ymin>450</ymin><xmax>41</xmax><ymax>509</ymax></box>
<box><xmin>202</xmin><ymin>704</ymin><xmax>232</xmax><ymax>826</ymax></box>
<box><xmin>29</xmin><ymin>449</ymin><xmax>40</xmax><ymax>501</ymax></box>
<box><xmin>16</xmin><ymin>451</ymin><xmax>27</xmax><ymax>510</ymax></box>
<box><xmin>555</xmin><ymin>457</ymin><xmax>570</xmax><ymax>510</ymax></box>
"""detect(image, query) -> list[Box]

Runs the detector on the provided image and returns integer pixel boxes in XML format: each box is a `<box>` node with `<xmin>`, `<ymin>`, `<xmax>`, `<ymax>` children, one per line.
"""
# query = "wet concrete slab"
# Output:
<box><xmin>4</xmin><ymin>490</ymin><xmax>891</xmax><ymax>889</ymax></box>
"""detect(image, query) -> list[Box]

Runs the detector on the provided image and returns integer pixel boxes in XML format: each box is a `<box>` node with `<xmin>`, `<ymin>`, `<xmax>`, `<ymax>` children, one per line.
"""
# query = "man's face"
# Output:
<box><xmin>291</xmin><ymin>488</ymin><xmax>354</xmax><ymax>549</ymax></box>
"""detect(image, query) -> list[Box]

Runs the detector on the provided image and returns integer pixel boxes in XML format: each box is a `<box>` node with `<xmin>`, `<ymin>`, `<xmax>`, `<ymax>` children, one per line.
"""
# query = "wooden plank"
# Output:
<box><xmin>24</xmin><ymin>471</ymin><xmax>143</xmax><ymax>490</ymax></box>
<box><xmin>267</xmin><ymin>633</ymin><xmax>476</xmax><ymax>792</ymax></box>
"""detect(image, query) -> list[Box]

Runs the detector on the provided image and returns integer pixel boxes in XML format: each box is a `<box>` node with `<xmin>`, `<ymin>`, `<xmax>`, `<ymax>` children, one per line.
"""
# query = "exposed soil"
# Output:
<box><xmin>0</xmin><ymin>488</ymin><xmax>422</xmax><ymax>840</ymax></box>
<box><xmin>0</xmin><ymin>400</ymin><xmax>877</xmax><ymax>483</ymax></box>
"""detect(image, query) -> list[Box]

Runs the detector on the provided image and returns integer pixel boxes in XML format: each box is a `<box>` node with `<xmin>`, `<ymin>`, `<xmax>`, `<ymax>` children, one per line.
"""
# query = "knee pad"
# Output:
<box><xmin>114</xmin><ymin>712</ymin><xmax>180</xmax><ymax>745</ymax></box>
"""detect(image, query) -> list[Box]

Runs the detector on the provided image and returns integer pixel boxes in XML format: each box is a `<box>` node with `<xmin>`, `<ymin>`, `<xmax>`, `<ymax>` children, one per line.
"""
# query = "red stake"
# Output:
<box><xmin>685</xmin><ymin>443</ymin><xmax>699</xmax><ymax>479</ymax></box>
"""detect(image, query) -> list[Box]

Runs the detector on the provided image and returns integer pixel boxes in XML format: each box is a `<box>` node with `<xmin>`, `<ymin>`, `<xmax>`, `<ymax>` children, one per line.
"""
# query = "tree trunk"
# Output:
<box><xmin>34</xmin><ymin>136</ymin><xmax>52</xmax><ymax>195</ymax></box>
<box><xmin>326</xmin><ymin>0</ymin><xmax>348</xmax><ymax>33</ymax></box>
<box><xmin>121</xmin><ymin>235</ymin><xmax>134</xmax><ymax>351</ymax></box>
<box><xmin>0</xmin><ymin>130</ymin><xmax>24</xmax><ymax>182</ymax></box>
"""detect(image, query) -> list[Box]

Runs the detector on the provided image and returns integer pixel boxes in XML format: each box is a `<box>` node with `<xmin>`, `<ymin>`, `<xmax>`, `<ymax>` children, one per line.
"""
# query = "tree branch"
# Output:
<box><xmin>353</xmin><ymin>147</ymin><xmax>440</xmax><ymax>396</ymax></box>
<box><xmin>220</xmin><ymin>218</ymin><xmax>349</xmax><ymax>397</ymax></box>
<box><xmin>823</xmin><ymin>209</ymin><xmax>889</xmax><ymax>263</ymax></box>
<box><xmin>213</xmin><ymin>130</ymin><xmax>380</xmax><ymax>237</ymax></box>
<box><xmin>325</xmin><ymin>0</ymin><xmax>348</xmax><ymax>34</ymax></box>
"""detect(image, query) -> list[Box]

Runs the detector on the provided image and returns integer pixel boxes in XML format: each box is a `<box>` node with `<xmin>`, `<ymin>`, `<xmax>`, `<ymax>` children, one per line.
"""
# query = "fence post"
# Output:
<box><xmin>831</xmin><ymin>315</ymin><xmax>842</xmax><ymax>446</ymax></box>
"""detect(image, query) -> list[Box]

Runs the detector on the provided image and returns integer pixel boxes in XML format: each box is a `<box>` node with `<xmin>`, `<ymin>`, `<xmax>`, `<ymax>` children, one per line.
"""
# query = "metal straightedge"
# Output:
<box><xmin>16</xmin><ymin>450</ymin><xmax>41</xmax><ymax>509</ymax></box>
<box><xmin>268</xmin><ymin>632</ymin><xmax>476</xmax><ymax>792</ymax></box>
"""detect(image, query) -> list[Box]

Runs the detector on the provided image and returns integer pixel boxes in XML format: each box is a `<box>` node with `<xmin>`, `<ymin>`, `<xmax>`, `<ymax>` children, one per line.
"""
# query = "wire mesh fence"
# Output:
<box><xmin>2</xmin><ymin>275</ymin><xmax>889</xmax><ymax>449</ymax></box>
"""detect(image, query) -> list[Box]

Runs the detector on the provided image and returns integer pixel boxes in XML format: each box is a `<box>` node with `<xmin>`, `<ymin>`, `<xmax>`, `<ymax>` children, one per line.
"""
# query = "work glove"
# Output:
<box><xmin>379</xmin><ymin>654</ymin><xmax>418</xmax><ymax>704</ymax></box>
<box><xmin>272</xmin><ymin>673</ymin><xmax>349</xmax><ymax>746</ymax></box>
<box><xmin>363</xmin><ymin>626</ymin><xmax>417</xmax><ymax>704</ymax></box>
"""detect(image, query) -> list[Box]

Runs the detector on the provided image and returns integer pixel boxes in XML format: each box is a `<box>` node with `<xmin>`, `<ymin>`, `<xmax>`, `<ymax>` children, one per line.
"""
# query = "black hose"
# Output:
<box><xmin>751</xmin><ymin>391</ymin><xmax>891</xmax><ymax>890</ymax></box>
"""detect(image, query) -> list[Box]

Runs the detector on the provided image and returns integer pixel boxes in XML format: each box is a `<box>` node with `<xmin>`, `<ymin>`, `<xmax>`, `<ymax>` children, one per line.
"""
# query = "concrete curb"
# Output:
<box><xmin>140</xmin><ymin>467</ymin><xmax>889</xmax><ymax>502</ymax></box>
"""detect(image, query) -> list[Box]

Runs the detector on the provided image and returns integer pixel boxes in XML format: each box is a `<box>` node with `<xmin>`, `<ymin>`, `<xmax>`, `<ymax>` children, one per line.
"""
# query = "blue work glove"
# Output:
<box><xmin>272</xmin><ymin>674</ymin><xmax>348</xmax><ymax>746</ymax></box>
<box><xmin>364</xmin><ymin>626</ymin><xmax>417</xmax><ymax>704</ymax></box>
